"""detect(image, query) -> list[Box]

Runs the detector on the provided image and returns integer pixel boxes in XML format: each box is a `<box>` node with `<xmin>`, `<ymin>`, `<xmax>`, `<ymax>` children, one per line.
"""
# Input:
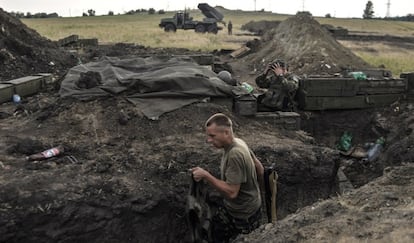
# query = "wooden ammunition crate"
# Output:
<box><xmin>401</xmin><ymin>72</ymin><xmax>414</xmax><ymax>98</ymax></box>
<box><xmin>0</xmin><ymin>83</ymin><xmax>14</xmax><ymax>104</ymax></box>
<box><xmin>6</xmin><ymin>75</ymin><xmax>46</xmax><ymax>97</ymax></box>
<box><xmin>298</xmin><ymin>77</ymin><xmax>407</xmax><ymax>110</ymax></box>
<box><xmin>36</xmin><ymin>73</ymin><xmax>53</xmax><ymax>84</ymax></box>
<box><xmin>57</xmin><ymin>34</ymin><xmax>79</xmax><ymax>46</ymax></box>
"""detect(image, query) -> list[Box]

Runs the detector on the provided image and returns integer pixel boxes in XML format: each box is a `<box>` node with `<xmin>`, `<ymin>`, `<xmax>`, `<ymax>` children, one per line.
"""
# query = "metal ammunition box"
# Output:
<box><xmin>234</xmin><ymin>95</ymin><xmax>257</xmax><ymax>116</ymax></box>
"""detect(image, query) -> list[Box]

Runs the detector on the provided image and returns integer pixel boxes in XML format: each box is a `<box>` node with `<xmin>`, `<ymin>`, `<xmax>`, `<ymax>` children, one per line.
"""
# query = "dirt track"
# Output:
<box><xmin>1</xmin><ymin>10</ymin><xmax>413</xmax><ymax>243</ymax></box>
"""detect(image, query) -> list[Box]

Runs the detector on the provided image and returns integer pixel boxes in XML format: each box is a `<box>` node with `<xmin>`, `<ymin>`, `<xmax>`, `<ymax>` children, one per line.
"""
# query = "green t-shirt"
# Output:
<box><xmin>220</xmin><ymin>138</ymin><xmax>261</xmax><ymax>219</ymax></box>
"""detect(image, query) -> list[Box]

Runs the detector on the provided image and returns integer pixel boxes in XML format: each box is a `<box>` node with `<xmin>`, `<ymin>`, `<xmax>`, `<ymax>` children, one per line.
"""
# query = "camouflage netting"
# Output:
<box><xmin>0</xmin><ymin>8</ymin><xmax>77</xmax><ymax>81</ymax></box>
<box><xmin>243</xmin><ymin>12</ymin><xmax>372</xmax><ymax>75</ymax></box>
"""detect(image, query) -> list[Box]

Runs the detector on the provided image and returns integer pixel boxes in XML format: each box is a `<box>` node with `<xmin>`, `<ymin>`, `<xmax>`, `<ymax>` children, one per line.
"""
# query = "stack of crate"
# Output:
<box><xmin>297</xmin><ymin>75</ymin><xmax>407</xmax><ymax>110</ymax></box>
<box><xmin>0</xmin><ymin>74</ymin><xmax>52</xmax><ymax>104</ymax></box>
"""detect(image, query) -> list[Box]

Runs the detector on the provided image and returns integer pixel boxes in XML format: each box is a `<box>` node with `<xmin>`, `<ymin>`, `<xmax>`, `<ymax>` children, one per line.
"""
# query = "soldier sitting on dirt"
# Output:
<box><xmin>255</xmin><ymin>59</ymin><xmax>299</xmax><ymax>111</ymax></box>
<box><xmin>191</xmin><ymin>113</ymin><xmax>264</xmax><ymax>243</ymax></box>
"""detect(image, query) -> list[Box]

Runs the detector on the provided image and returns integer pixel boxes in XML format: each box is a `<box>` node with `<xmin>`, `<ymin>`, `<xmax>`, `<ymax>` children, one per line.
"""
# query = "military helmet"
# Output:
<box><xmin>217</xmin><ymin>70</ymin><xmax>236</xmax><ymax>86</ymax></box>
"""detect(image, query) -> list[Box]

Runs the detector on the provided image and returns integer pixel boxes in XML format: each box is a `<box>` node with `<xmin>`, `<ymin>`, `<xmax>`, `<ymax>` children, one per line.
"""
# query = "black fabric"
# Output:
<box><xmin>211</xmin><ymin>202</ymin><xmax>261</xmax><ymax>243</ymax></box>
<box><xmin>187</xmin><ymin>176</ymin><xmax>212</xmax><ymax>243</ymax></box>
<box><xmin>59</xmin><ymin>56</ymin><xmax>242</xmax><ymax>119</ymax></box>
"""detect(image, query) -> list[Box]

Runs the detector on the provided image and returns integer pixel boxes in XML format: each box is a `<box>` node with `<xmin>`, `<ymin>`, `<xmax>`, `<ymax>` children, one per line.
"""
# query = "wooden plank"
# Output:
<box><xmin>230</xmin><ymin>46</ymin><xmax>251</xmax><ymax>58</ymax></box>
<box><xmin>255</xmin><ymin>111</ymin><xmax>300</xmax><ymax>130</ymax></box>
<box><xmin>299</xmin><ymin>94</ymin><xmax>404</xmax><ymax>110</ymax></box>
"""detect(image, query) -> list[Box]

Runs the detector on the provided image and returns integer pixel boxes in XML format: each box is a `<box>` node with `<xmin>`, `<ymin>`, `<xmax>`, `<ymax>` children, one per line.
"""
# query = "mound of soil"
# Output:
<box><xmin>232</xmin><ymin>12</ymin><xmax>372</xmax><ymax>79</ymax></box>
<box><xmin>0</xmin><ymin>8</ymin><xmax>78</xmax><ymax>81</ymax></box>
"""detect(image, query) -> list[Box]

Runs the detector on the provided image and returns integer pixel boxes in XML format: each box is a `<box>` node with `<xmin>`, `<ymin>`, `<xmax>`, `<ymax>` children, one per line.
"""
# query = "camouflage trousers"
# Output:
<box><xmin>211</xmin><ymin>205</ymin><xmax>261</xmax><ymax>243</ymax></box>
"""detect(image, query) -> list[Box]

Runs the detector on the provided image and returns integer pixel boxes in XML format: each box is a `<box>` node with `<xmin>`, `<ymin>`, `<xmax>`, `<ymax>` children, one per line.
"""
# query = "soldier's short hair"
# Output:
<box><xmin>205</xmin><ymin>113</ymin><xmax>232</xmax><ymax>129</ymax></box>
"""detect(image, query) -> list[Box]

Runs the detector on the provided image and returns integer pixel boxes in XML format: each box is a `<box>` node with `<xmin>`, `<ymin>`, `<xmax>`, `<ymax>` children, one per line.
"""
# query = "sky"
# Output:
<box><xmin>0</xmin><ymin>0</ymin><xmax>412</xmax><ymax>18</ymax></box>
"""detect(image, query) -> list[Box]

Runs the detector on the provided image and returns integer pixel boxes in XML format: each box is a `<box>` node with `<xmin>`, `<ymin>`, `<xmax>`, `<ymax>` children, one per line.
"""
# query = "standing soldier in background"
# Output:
<box><xmin>255</xmin><ymin>59</ymin><xmax>299</xmax><ymax>111</ymax></box>
<box><xmin>227</xmin><ymin>20</ymin><xmax>233</xmax><ymax>35</ymax></box>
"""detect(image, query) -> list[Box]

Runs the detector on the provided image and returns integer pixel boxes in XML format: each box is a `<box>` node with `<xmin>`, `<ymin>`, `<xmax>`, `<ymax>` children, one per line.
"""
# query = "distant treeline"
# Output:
<box><xmin>384</xmin><ymin>14</ymin><xmax>414</xmax><ymax>22</ymax></box>
<box><xmin>9</xmin><ymin>12</ymin><xmax>59</xmax><ymax>18</ymax></box>
<box><xmin>8</xmin><ymin>8</ymin><xmax>166</xmax><ymax>18</ymax></box>
<box><xmin>325</xmin><ymin>14</ymin><xmax>414</xmax><ymax>22</ymax></box>
<box><xmin>8</xmin><ymin>9</ymin><xmax>413</xmax><ymax>21</ymax></box>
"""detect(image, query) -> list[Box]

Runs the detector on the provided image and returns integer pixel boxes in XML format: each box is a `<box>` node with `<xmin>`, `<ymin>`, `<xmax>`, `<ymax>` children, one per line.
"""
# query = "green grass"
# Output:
<box><xmin>21</xmin><ymin>11</ymin><xmax>414</xmax><ymax>75</ymax></box>
<box><xmin>339</xmin><ymin>40</ymin><xmax>414</xmax><ymax>76</ymax></box>
<box><xmin>356</xmin><ymin>52</ymin><xmax>413</xmax><ymax>76</ymax></box>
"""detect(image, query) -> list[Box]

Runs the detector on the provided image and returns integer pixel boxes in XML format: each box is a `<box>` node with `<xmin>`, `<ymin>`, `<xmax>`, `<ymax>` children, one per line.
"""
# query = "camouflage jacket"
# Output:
<box><xmin>255</xmin><ymin>72</ymin><xmax>299</xmax><ymax>110</ymax></box>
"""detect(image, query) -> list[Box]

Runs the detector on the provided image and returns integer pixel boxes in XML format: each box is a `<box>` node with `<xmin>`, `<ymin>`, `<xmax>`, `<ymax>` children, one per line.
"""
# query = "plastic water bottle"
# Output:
<box><xmin>12</xmin><ymin>94</ymin><xmax>21</xmax><ymax>104</ymax></box>
<box><xmin>241</xmin><ymin>82</ymin><xmax>254</xmax><ymax>93</ymax></box>
<box><xmin>348</xmin><ymin>71</ymin><xmax>367</xmax><ymax>80</ymax></box>
<box><xmin>366</xmin><ymin>137</ymin><xmax>385</xmax><ymax>162</ymax></box>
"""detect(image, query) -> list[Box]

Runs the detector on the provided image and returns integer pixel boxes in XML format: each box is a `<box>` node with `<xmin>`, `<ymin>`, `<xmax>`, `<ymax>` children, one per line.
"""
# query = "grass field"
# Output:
<box><xmin>21</xmin><ymin>10</ymin><xmax>414</xmax><ymax>75</ymax></box>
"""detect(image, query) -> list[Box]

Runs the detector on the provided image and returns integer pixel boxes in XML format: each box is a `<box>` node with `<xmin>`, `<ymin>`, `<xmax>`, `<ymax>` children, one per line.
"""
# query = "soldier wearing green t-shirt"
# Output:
<box><xmin>191</xmin><ymin>113</ymin><xmax>264</xmax><ymax>242</ymax></box>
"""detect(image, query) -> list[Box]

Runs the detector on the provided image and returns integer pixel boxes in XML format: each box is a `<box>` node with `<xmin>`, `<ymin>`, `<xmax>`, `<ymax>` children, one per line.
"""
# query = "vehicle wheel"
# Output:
<box><xmin>164</xmin><ymin>24</ymin><xmax>176</xmax><ymax>32</ymax></box>
<box><xmin>207</xmin><ymin>25</ymin><xmax>218</xmax><ymax>34</ymax></box>
<box><xmin>195</xmin><ymin>25</ymin><xmax>206</xmax><ymax>33</ymax></box>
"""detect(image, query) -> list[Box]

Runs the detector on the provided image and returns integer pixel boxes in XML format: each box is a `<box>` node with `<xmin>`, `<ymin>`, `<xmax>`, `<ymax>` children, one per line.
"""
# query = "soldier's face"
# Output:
<box><xmin>206</xmin><ymin>124</ymin><xmax>230</xmax><ymax>149</ymax></box>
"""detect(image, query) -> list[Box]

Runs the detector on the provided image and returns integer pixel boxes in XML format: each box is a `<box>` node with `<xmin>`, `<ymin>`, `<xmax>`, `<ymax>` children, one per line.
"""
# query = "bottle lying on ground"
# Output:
<box><xmin>26</xmin><ymin>145</ymin><xmax>65</xmax><ymax>161</ymax></box>
<box><xmin>366</xmin><ymin>137</ymin><xmax>385</xmax><ymax>162</ymax></box>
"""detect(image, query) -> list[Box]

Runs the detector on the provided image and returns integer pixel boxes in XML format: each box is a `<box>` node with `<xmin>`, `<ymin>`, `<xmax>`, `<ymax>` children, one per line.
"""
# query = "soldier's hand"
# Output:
<box><xmin>190</xmin><ymin>167</ymin><xmax>208</xmax><ymax>182</ymax></box>
<box><xmin>270</xmin><ymin>62</ymin><xmax>284</xmax><ymax>76</ymax></box>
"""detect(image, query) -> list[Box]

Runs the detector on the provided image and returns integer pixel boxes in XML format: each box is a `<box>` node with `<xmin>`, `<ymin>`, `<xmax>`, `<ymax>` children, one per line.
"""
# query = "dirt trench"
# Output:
<box><xmin>0</xmin><ymin>91</ymin><xmax>347</xmax><ymax>243</ymax></box>
<box><xmin>1</xmin><ymin>95</ymin><xmax>407</xmax><ymax>243</ymax></box>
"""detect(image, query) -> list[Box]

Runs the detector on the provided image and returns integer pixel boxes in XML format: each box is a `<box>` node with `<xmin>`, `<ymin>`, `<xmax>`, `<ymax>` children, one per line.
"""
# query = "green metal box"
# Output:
<box><xmin>233</xmin><ymin>95</ymin><xmax>257</xmax><ymax>116</ymax></box>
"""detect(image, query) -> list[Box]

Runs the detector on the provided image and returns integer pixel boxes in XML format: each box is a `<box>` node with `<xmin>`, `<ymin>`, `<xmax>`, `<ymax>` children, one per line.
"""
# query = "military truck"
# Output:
<box><xmin>159</xmin><ymin>3</ymin><xmax>224</xmax><ymax>34</ymax></box>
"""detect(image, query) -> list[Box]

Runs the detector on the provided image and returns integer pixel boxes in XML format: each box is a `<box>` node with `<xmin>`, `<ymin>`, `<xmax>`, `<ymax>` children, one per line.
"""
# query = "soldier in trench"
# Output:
<box><xmin>255</xmin><ymin>59</ymin><xmax>299</xmax><ymax>111</ymax></box>
<box><xmin>191</xmin><ymin>113</ymin><xmax>264</xmax><ymax>243</ymax></box>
